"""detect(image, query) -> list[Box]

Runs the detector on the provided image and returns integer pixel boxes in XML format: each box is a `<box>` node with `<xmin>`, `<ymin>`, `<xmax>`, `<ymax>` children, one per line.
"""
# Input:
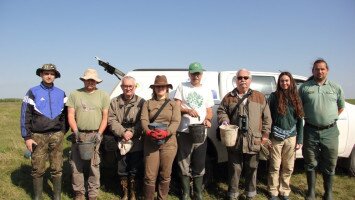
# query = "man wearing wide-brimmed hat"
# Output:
<box><xmin>174</xmin><ymin>62</ymin><xmax>214</xmax><ymax>200</ymax></box>
<box><xmin>20</xmin><ymin>63</ymin><xmax>68</xmax><ymax>200</ymax></box>
<box><xmin>66</xmin><ymin>68</ymin><xmax>110</xmax><ymax>200</ymax></box>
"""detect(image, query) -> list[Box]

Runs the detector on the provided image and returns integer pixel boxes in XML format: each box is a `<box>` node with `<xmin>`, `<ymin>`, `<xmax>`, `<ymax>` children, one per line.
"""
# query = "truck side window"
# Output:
<box><xmin>232</xmin><ymin>75</ymin><xmax>276</xmax><ymax>98</ymax></box>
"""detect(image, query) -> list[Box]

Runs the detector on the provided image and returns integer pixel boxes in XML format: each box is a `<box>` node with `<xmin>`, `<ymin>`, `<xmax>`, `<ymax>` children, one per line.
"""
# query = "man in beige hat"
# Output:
<box><xmin>107</xmin><ymin>76</ymin><xmax>145</xmax><ymax>200</ymax></box>
<box><xmin>21</xmin><ymin>63</ymin><xmax>68</xmax><ymax>200</ymax></box>
<box><xmin>66</xmin><ymin>68</ymin><xmax>110</xmax><ymax>200</ymax></box>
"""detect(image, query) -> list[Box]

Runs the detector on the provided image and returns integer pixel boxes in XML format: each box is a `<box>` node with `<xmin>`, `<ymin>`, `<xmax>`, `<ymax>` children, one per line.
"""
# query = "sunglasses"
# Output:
<box><xmin>237</xmin><ymin>76</ymin><xmax>249</xmax><ymax>80</ymax></box>
<box><xmin>121</xmin><ymin>85</ymin><xmax>135</xmax><ymax>89</ymax></box>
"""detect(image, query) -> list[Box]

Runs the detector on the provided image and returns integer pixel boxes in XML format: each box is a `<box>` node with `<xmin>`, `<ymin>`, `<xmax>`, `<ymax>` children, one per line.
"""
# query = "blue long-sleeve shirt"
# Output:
<box><xmin>20</xmin><ymin>82</ymin><xmax>68</xmax><ymax>139</ymax></box>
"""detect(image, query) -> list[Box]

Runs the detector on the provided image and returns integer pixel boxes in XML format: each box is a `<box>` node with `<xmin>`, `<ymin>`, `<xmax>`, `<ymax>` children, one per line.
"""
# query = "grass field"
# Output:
<box><xmin>1</xmin><ymin>100</ymin><xmax>354</xmax><ymax>200</ymax></box>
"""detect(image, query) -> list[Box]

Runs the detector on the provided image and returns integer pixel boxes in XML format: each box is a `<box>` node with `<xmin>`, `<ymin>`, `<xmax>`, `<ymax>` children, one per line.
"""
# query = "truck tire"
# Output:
<box><xmin>349</xmin><ymin>145</ymin><xmax>355</xmax><ymax>177</ymax></box>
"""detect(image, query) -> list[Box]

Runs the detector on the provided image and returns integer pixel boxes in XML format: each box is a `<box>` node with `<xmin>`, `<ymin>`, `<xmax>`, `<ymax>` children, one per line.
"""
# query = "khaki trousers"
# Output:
<box><xmin>143</xmin><ymin>135</ymin><xmax>177</xmax><ymax>200</ymax></box>
<box><xmin>268</xmin><ymin>136</ymin><xmax>296</xmax><ymax>196</ymax></box>
<box><xmin>70</xmin><ymin>132</ymin><xmax>101</xmax><ymax>198</ymax></box>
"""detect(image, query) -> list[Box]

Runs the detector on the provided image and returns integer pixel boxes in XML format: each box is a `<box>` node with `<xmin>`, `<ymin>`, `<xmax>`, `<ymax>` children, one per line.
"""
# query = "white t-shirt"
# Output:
<box><xmin>174</xmin><ymin>82</ymin><xmax>214</xmax><ymax>132</ymax></box>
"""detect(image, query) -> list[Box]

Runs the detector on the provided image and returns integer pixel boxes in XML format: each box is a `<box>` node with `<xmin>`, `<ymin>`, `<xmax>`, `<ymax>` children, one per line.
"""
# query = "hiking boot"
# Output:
<box><xmin>121</xmin><ymin>177</ymin><xmax>129</xmax><ymax>200</ymax></box>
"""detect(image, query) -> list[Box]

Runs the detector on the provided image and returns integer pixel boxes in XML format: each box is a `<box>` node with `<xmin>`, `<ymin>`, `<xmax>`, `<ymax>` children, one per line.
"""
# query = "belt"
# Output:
<box><xmin>79</xmin><ymin>130</ymin><xmax>98</xmax><ymax>133</ymax></box>
<box><xmin>305</xmin><ymin>122</ymin><xmax>336</xmax><ymax>130</ymax></box>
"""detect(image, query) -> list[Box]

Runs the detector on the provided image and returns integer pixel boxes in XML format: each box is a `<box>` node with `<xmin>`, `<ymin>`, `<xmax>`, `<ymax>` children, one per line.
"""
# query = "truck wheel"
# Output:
<box><xmin>349</xmin><ymin>145</ymin><xmax>355</xmax><ymax>177</ymax></box>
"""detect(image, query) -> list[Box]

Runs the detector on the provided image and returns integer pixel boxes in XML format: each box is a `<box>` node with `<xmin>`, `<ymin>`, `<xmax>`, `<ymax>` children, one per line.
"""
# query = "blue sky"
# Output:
<box><xmin>0</xmin><ymin>0</ymin><xmax>354</xmax><ymax>98</ymax></box>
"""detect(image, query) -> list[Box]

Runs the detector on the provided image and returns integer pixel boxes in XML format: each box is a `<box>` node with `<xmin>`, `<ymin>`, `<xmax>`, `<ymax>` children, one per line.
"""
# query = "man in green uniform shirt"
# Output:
<box><xmin>299</xmin><ymin>59</ymin><xmax>345</xmax><ymax>200</ymax></box>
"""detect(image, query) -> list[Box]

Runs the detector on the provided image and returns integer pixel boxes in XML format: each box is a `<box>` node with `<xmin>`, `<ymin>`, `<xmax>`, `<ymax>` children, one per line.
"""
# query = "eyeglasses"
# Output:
<box><xmin>237</xmin><ymin>76</ymin><xmax>249</xmax><ymax>80</ymax></box>
<box><xmin>121</xmin><ymin>85</ymin><xmax>134</xmax><ymax>89</ymax></box>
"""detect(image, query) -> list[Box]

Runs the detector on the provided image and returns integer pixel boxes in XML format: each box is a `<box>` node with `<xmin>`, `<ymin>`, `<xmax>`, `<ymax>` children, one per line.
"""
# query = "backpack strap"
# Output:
<box><xmin>150</xmin><ymin>100</ymin><xmax>170</xmax><ymax>123</ymax></box>
<box><xmin>229</xmin><ymin>89</ymin><xmax>252</xmax><ymax>118</ymax></box>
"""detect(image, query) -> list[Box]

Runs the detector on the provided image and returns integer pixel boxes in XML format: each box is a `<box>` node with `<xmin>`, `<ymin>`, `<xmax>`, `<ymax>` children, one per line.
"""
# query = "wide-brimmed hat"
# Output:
<box><xmin>80</xmin><ymin>68</ymin><xmax>102</xmax><ymax>83</ymax></box>
<box><xmin>149</xmin><ymin>75</ymin><xmax>173</xmax><ymax>89</ymax></box>
<box><xmin>36</xmin><ymin>63</ymin><xmax>61</xmax><ymax>78</ymax></box>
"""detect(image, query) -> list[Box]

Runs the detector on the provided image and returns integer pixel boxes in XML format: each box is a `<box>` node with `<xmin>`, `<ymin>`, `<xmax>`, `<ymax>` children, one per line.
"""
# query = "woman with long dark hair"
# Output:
<box><xmin>267</xmin><ymin>72</ymin><xmax>304</xmax><ymax>200</ymax></box>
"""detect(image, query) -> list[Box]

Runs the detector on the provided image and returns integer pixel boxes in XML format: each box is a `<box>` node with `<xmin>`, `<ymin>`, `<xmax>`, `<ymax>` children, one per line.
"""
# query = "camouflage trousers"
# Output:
<box><xmin>31</xmin><ymin>131</ymin><xmax>64</xmax><ymax>178</ymax></box>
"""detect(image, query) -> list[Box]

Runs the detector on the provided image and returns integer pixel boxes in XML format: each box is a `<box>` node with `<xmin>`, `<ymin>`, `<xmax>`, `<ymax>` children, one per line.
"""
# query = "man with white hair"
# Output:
<box><xmin>217</xmin><ymin>69</ymin><xmax>272</xmax><ymax>200</ymax></box>
<box><xmin>107</xmin><ymin>76</ymin><xmax>145</xmax><ymax>200</ymax></box>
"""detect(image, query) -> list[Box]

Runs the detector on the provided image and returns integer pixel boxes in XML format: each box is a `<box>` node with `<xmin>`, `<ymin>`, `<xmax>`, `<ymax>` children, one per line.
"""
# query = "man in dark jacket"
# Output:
<box><xmin>108</xmin><ymin>76</ymin><xmax>145</xmax><ymax>200</ymax></box>
<box><xmin>20</xmin><ymin>64</ymin><xmax>68</xmax><ymax>200</ymax></box>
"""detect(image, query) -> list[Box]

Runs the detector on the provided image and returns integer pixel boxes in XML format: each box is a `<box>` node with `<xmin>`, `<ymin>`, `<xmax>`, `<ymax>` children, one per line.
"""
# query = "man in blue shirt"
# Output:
<box><xmin>20</xmin><ymin>64</ymin><xmax>68</xmax><ymax>200</ymax></box>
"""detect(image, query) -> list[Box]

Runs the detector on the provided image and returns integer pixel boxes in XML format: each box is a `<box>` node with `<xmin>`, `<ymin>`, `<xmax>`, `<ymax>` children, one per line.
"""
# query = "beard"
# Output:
<box><xmin>314</xmin><ymin>75</ymin><xmax>326</xmax><ymax>82</ymax></box>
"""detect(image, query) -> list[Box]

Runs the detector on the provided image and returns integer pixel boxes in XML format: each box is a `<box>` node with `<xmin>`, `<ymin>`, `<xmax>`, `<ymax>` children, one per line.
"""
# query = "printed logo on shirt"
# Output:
<box><xmin>40</xmin><ymin>97</ymin><xmax>45</xmax><ymax>101</ymax></box>
<box><xmin>187</xmin><ymin>91</ymin><xmax>203</xmax><ymax>109</ymax></box>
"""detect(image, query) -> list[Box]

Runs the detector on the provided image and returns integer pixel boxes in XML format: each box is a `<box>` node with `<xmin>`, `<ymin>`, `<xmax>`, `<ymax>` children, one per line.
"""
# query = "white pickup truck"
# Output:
<box><xmin>97</xmin><ymin>59</ymin><xmax>355</xmax><ymax>177</ymax></box>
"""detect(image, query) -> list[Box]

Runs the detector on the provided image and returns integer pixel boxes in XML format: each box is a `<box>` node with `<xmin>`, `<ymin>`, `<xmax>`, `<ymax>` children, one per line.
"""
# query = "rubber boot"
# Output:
<box><xmin>306</xmin><ymin>171</ymin><xmax>316</xmax><ymax>200</ymax></box>
<box><xmin>193</xmin><ymin>176</ymin><xmax>203</xmax><ymax>200</ymax></box>
<box><xmin>129</xmin><ymin>178</ymin><xmax>137</xmax><ymax>200</ymax></box>
<box><xmin>157</xmin><ymin>181</ymin><xmax>170</xmax><ymax>200</ymax></box>
<box><xmin>121</xmin><ymin>177</ymin><xmax>129</xmax><ymax>200</ymax></box>
<box><xmin>181</xmin><ymin>175</ymin><xmax>190</xmax><ymax>200</ymax></box>
<box><xmin>144</xmin><ymin>183</ymin><xmax>156</xmax><ymax>200</ymax></box>
<box><xmin>322</xmin><ymin>173</ymin><xmax>333</xmax><ymax>200</ymax></box>
<box><xmin>52</xmin><ymin>176</ymin><xmax>62</xmax><ymax>200</ymax></box>
<box><xmin>33</xmin><ymin>177</ymin><xmax>43</xmax><ymax>200</ymax></box>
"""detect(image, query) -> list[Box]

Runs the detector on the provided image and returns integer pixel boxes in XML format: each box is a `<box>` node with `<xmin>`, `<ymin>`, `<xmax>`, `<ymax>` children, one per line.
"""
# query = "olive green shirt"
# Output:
<box><xmin>66</xmin><ymin>88</ymin><xmax>110</xmax><ymax>130</ymax></box>
<box><xmin>299</xmin><ymin>79</ymin><xmax>345</xmax><ymax>126</ymax></box>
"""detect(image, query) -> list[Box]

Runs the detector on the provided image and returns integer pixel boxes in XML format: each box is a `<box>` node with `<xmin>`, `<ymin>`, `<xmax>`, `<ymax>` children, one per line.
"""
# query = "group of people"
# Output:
<box><xmin>20</xmin><ymin>59</ymin><xmax>345</xmax><ymax>200</ymax></box>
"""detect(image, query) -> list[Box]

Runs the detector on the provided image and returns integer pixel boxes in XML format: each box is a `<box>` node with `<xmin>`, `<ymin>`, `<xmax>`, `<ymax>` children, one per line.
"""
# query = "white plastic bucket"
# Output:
<box><xmin>219</xmin><ymin>125</ymin><xmax>239</xmax><ymax>147</ymax></box>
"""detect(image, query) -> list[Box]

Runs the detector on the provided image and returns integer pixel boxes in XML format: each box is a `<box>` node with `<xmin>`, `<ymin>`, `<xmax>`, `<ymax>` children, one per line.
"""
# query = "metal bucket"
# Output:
<box><xmin>219</xmin><ymin>125</ymin><xmax>239</xmax><ymax>147</ymax></box>
<box><xmin>188</xmin><ymin>124</ymin><xmax>206</xmax><ymax>143</ymax></box>
<box><xmin>78</xmin><ymin>141</ymin><xmax>95</xmax><ymax>160</ymax></box>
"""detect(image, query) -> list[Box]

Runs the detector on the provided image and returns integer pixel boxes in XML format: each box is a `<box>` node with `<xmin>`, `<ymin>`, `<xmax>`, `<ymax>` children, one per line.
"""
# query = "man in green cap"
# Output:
<box><xmin>299</xmin><ymin>59</ymin><xmax>345</xmax><ymax>200</ymax></box>
<box><xmin>20</xmin><ymin>63</ymin><xmax>68</xmax><ymax>200</ymax></box>
<box><xmin>174</xmin><ymin>62</ymin><xmax>214</xmax><ymax>200</ymax></box>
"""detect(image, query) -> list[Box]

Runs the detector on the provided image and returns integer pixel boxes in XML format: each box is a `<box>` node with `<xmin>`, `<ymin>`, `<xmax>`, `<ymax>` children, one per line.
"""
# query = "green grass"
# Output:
<box><xmin>346</xmin><ymin>99</ymin><xmax>355</xmax><ymax>105</ymax></box>
<box><xmin>1</xmin><ymin>101</ymin><xmax>354</xmax><ymax>200</ymax></box>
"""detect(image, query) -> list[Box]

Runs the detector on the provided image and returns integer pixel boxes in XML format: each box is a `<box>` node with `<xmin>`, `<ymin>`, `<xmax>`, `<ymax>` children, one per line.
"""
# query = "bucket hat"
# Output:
<box><xmin>149</xmin><ymin>75</ymin><xmax>173</xmax><ymax>89</ymax></box>
<box><xmin>188</xmin><ymin>62</ymin><xmax>204</xmax><ymax>73</ymax></box>
<box><xmin>80</xmin><ymin>68</ymin><xmax>102</xmax><ymax>83</ymax></box>
<box><xmin>36</xmin><ymin>63</ymin><xmax>61</xmax><ymax>78</ymax></box>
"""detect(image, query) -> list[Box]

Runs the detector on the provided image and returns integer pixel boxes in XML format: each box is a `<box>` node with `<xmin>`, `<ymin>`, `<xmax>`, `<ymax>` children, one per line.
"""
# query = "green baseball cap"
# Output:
<box><xmin>188</xmin><ymin>62</ymin><xmax>204</xmax><ymax>73</ymax></box>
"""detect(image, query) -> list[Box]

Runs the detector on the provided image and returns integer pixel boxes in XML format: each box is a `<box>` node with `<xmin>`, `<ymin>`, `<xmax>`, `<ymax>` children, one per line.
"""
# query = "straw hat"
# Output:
<box><xmin>149</xmin><ymin>75</ymin><xmax>173</xmax><ymax>89</ymax></box>
<box><xmin>80</xmin><ymin>68</ymin><xmax>102</xmax><ymax>83</ymax></box>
